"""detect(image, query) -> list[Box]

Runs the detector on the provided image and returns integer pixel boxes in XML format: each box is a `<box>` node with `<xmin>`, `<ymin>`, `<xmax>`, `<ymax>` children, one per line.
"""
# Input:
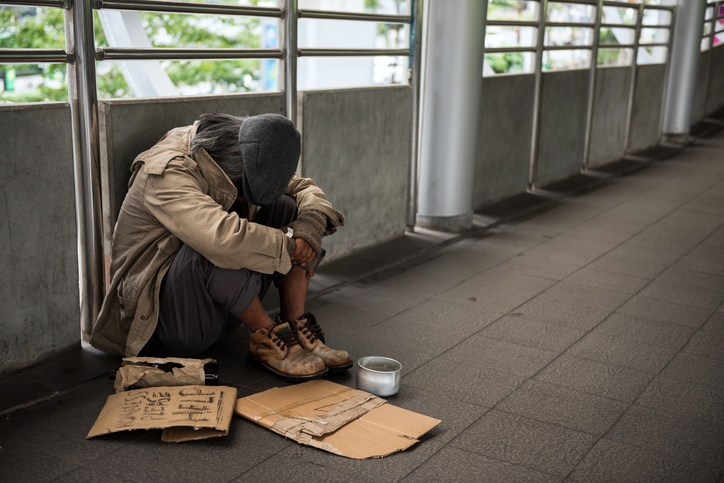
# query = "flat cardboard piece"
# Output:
<box><xmin>114</xmin><ymin>357</ymin><xmax>215</xmax><ymax>392</ymax></box>
<box><xmin>87</xmin><ymin>385</ymin><xmax>237</xmax><ymax>443</ymax></box>
<box><xmin>234</xmin><ymin>380</ymin><xmax>441</xmax><ymax>459</ymax></box>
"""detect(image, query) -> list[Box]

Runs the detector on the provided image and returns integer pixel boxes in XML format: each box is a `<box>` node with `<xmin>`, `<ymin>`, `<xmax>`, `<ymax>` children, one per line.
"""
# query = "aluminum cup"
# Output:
<box><xmin>356</xmin><ymin>356</ymin><xmax>402</xmax><ymax>397</ymax></box>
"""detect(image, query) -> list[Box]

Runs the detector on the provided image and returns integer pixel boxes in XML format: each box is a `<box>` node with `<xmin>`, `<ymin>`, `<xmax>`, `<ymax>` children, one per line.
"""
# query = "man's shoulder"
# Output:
<box><xmin>133</xmin><ymin>125</ymin><xmax>195</xmax><ymax>175</ymax></box>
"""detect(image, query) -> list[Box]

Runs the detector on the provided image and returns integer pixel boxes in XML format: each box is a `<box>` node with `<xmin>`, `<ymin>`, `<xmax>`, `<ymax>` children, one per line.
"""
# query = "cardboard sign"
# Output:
<box><xmin>235</xmin><ymin>380</ymin><xmax>441</xmax><ymax>459</ymax></box>
<box><xmin>87</xmin><ymin>385</ymin><xmax>237</xmax><ymax>443</ymax></box>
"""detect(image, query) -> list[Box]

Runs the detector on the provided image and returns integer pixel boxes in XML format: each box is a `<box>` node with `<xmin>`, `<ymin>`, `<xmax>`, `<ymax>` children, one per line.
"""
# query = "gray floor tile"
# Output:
<box><xmin>374</xmin><ymin>268</ymin><xmax>463</xmax><ymax>297</ymax></box>
<box><xmin>434</xmin><ymin>282</ymin><xmax>535</xmax><ymax>315</ymax></box>
<box><xmin>656</xmin><ymin>267</ymin><xmax>724</xmax><ymax>293</ymax></box>
<box><xmin>510</xmin><ymin>298</ymin><xmax>611</xmax><ymax>331</ymax></box>
<box><xmin>466</xmin><ymin>265</ymin><xmax>559</xmax><ymax>294</ymax></box>
<box><xmin>566</xmin><ymin>438</ymin><xmax>723</xmax><ymax>483</ymax></box>
<box><xmin>675</xmin><ymin>255</ymin><xmax>724</xmax><ymax>277</ymax></box>
<box><xmin>496</xmin><ymin>380</ymin><xmax>628</xmax><ymax>436</ymax></box>
<box><xmin>232</xmin><ymin>455</ymin><xmax>359</xmax><ymax>483</ymax></box>
<box><xmin>591</xmin><ymin>313</ymin><xmax>694</xmax><ymax>349</ymax></box>
<box><xmin>702</xmin><ymin>311</ymin><xmax>724</xmax><ymax>336</ymax></box>
<box><xmin>403</xmin><ymin>354</ymin><xmax>527</xmax><ymax>407</ymax></box>
<box><xmin>605</xmin><ymin>405</ymin><xmax>724</xmax><ymax>468</ymax></box>
<box><xmin>635</xmin><ymin>376</ymin><xmax>724</xmax><ymax>422</ymax></box>
<box><xmin>566</xmin><ymin>331</ymin><xmax>679</xmax><ymax>373</ymax></box>
<box><xmin>563</xmin><ymin>268</ymin><xmax>650</xmax><ymax>295</ymax></box>
<box><xmin>412</xmin><ymin>252</ymin><xmax>502</xmax><ymax>281</ymax></box>
<box><xmin>450</xmin><ymin>409</ymin><xmax>598</xmax><ymax>477</ymax></box>
<box><xmin>480</xmin><ymin>316</ymin><xmax>587</xmax><ymax>353</ymax></box>
<box><xmin>0</xmin><ymin>439</ymin><xmax>80</xmax><ymax>483</ymax></box>
<box><xmin>437</xmin><ymin>334</ymin><xmax>559</xmax><ymax>377</ymax></box>
<box><xmin>336</xmin><ymin>284</ymin><xmax>433</xmax><ymax>318</ymax></box>
<box><xmin>402</xmin><ymin>446</ymin><xmax>560</xmax><ymax>483</ymax></box>
<box><xmin>534</xmin><ymin>354</ymin><xmax>653</xmax><ymax>403</ymax></box>
<box><xmin>659</xmin><ymin>353</ymin><xmax>724</xmax><ymax>389</ymax></box>
<box><xmin>616</xmin><ymin>295</ymin><xmax>713</xmax><ymax>328</ymax></box>
<box><xmin>564</xmin><ymin>224</ymin><xmax>634</xmax><ymax>245</ymax></box>
<box><xmin>683</xmin><ymin>329</ymin><xmax>724</xmax><ymax>360</ymax></box>
<box><xmin>637</xmin><ymin>280</ymin><xmax>724</xmax><ymax>310</ymax></box>
<box><xmin>587</xmin><ymin>253</ymin><xmax>669</xmax><ymax>279</ymax></box>
<box><xmin>689</xmin><ymin>243</ymin><xmax>724</xmax><ymax>262</ymax></box>
<box><xmin>539</xmin><ymin>282</ymin><xmax>632</xmax><ymax>312</ymax></box>
<box><xmin>498</xmin><ymin>255</ymin><xmax>581</xmax><ymax>280</ymax></box>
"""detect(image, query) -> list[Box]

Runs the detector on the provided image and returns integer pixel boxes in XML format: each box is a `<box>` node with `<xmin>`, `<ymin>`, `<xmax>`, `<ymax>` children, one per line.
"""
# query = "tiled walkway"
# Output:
<box><xmin>1</xmin><ymin>132</ymin><xmax>724</xmax><ymax>482</ymax></box>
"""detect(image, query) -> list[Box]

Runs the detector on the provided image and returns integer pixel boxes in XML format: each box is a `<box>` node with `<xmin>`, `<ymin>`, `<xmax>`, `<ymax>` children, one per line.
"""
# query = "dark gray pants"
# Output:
<box><xmin>140</xmin><ymin>195</ymin><xmax>297</xmax><ymax>357</ymax></box>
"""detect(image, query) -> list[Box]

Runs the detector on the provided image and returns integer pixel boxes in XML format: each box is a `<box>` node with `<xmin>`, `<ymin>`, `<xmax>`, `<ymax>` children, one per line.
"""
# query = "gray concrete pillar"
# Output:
<box><xmin>416</xmin><ymin>0</ymin><xmax>487</xmax><ymax>232</ymax></box>
<box><xmin>662</xmin><ymin>0</ymin><xmax>707</xmax><ymax>140</ymax></box>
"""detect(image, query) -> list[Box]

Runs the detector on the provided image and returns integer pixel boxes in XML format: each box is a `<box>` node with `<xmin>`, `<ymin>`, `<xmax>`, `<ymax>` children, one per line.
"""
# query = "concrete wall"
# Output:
<box><xmin>691</xmin><ymin>51</ymin><xmax>711</xmax><ymax>125</ymax></box>
<box><xmin>628</xmin><ymin>63</ymin><xmax>667</xmax><ymax>152</ymax></box>
<box><xmin>299</xmin><ymin>86</ymin><xmax>411</xmax><ymax>260</ymax></box>
<box><xmin>474</xmin><ymin>74</ymin><xmax>534</xmax><ymax>207</ymax></box>
<box><xmin>537</xmin><ymin>69</ymin><xmax>590</xmax><ymax>186</ymax></box>
<box><xmin>589</xmin><ymin>66</ymin><xmax>632</xmax><ymax>168</ymax></box>
<box><xmin>0</xmin><ymin>103</ymin><xmax>80</xmax><ymax>377</ymax></box>
<box><xmin>706</xmin><ymin>46</ymin><xmax>724</xmax><ymax>114</ymax></box>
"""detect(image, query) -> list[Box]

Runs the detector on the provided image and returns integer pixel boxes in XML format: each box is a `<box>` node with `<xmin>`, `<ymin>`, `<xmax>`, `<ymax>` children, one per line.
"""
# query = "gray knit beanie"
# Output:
<box><xmin>237</xmin><ymin>113</ymin><xmax>301</xmax><ymax>206</ymax></box>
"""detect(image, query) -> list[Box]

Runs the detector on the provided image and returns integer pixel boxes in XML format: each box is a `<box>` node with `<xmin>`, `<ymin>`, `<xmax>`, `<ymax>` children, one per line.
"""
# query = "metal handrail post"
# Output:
<box><xmin>657</xmin><ymin>5</ymin><xmax>677</xmax><ymax>140</ymax></box>
<box><xmin>282</xmin><ymin>0</ymin><xmax>298</xmax><ymax>124</ymax></box>
<box><xmin>622</xmin><ymin>3</ymin><xmax>644</xmax><ymax>153</ymax></box>
<box><xmin>65</xmin><ymin>0</ymin><xmax>104</xmax><ymax>340</ymax></box>
<box><xmin>406</xmin><ymin>0</ymin><xmax>423</xmax><ymax>231</ymax></box>
<box><xmin>528</xmin><ymin>0</ymin><xmax>547</xmax><ymax>189</ymax></box>
<box><xmin>582</xmin><ymin>0</ymin><xmax>603</xmax><ymax>170</ymax></box>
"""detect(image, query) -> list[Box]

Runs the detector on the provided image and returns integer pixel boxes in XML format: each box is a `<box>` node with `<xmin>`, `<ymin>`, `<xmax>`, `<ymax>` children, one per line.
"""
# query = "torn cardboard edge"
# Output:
<box><xmin>87</xmin><ymin>385</ymin><xmax>237</xmax><ymax>443</ymax></box>
<box><xmin>113</xmin><ymin>357</ymin><xmax>216</xmax><ymax>393</ymax></box>
<box><xmin>235</xmin><ymin>379</ymin><xmax>441</xmax><ymax>459</ymax></box>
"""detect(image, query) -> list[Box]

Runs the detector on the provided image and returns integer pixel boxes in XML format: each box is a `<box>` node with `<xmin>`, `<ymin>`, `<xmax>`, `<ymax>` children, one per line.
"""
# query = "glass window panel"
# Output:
<box><xmin>0</xmin><ymin>6</ymin><xmax>68</xmax><ymax>103</ymax></box>
<box><xmin>719</xmin><ymin>4</ymin><xmax>724</xmax><ymax>18</ymax></box>
<box><xmin>705</xmin><ymin>6</ymin><xmax>714</xmax><ymax>21</ymax></box>
<box><xmin>717</xmin><ymin>18</ymin><xmax>724</xmax><ymax>33</ymax></box>
<box><xmin>542</xmin><ymin>49</ymin><xmax>591</xmax><ymax>71</ymax></box>
<box><xmin>485</xmin><ymin>26</ymin><xmax>537</xmax><ymax>48</ymax></box>
<box><xmin>601</xmin><ymin>6</ymin><xmax>637</xmax><ymax>26</ymax></box>
<box><xmin>600</xmin><ymin>27</ymin><xmax>636</xmax><ymax>46</ymax></box>
<box><xmin>638</xmin><ymin>45</ymin><xmax>667</xmax><ymax>64</ymax></box>
<box><xmin>545</xmin><ymin>27</ymin><xmax>593</xmax><ymax>46</ymax></box>
<box><xmin>483</xmin><ymin>52</ymin><xmax>536</xmax><ymax>76</ymax></box>
<box><xmin>714</xmin><ymin>31</ymin><xmax>724</xmax><ymax>47</ymax></box>
<box><xmin>701</xmin><ymin>37</ymin><xmax>712</xmax><ymax>52</ymax></box>
<box><xmin>642</xmin><ymin>9</ymin><xmax>671</xmax><ymax>26</ymax></box>
<box><xmin>487</xmin><ymin>0</ymin><xmax>539</xmax><ymax>21</ymax></box>
<box><xmin>597</xmin><ymin>48</ymin><xmax>634</xmax><ymax>67</ymax></box>
<box><xmin>546</xmin><ymin>2</ymin><xmax>595</xmax><ymax>24</ymax></box>
<box><xmin>704</xmin><ymin>22</ymin><xmax>713</xmax><ymax>37</ymax></box>
<box><xmin>640</xmin><ymin>28</ymin><xmax>669</xmax><ymax>44</ymax></box>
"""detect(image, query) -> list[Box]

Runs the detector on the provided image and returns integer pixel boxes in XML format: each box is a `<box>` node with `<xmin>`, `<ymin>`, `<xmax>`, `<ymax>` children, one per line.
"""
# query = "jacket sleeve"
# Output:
<box><xmin>144</xmin><ymin>159</ymin><xmax>292</xmax><ymax>275</ymax></box>
<box><xmin>285</xmin><ymin>174</ymin><xmax>345</xmax><ymax>235</ymax></box>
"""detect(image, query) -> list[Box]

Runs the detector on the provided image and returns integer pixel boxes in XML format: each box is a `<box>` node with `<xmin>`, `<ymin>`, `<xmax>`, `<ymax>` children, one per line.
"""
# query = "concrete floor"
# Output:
<box><xmin>1</xmin><ymin>131</ymin><xmax>724</xmax><ymax>482</ymax></box>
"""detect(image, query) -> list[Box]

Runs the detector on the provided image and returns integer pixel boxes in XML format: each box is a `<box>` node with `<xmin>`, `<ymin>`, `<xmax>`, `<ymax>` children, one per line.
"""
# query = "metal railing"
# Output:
<box><xmin>0</xmin><ymin>0</ymin><xmax>419</xmax><ymax>339</ymax></box>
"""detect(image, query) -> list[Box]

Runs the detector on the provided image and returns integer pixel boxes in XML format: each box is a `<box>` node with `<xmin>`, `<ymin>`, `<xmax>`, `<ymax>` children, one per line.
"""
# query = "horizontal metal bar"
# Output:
<box><xmin>95</xmin><ymin>47</ymin><xmax>283</xmax><ymax>61</ymax></box>
<box><xmin>487</xmin><ymin>20</ymin><xmax>539</xmax><ymax>28</ymax></box>
<box><xmin>298</xmin><ymin>48</ymin><xmax>409</xmax><ymax>57</ymax></box>
<box><xmin>602</xmin><ymin>1</ymin><xmax>639</xmax><ymax>9</ymax></box>
<box><xmin>547</xmin><ymin>21</ymin><xmax>595</xmax><ymax>28</ymax></box>
<box><xmin>297</xmin><ymin>8</ymin><xmax>409</xmax><ymax>23</ymax></box>
<box><xmin>0</xmin><ymin>48</ymin><xmax>71</xmax><ymax>63</ymax></box>
<box><xmin>0</xmin><ymin>0</ymin><xmax>66</xmax><ymax>7</ymax></box>
<box><xmin>544</xmin><ymin>44</ymin><xmax>593</xmax><ymax>51</ymax></box>
<box><xmin>485</xmin><ymin>46</ymin><xmax>537</xmax><ymax>54</ymax></box>
<box><xmin>642</xmin><ymin>5</ymin><xmax>675</xmax><ymax>11</ymax></box>
<box><xmin>600</xmin><ymin>23</ymin><xmax>635</xmax><ymax>29</ymax></box>
<box><xmin>598</xmin><ymin>43</ymin><xmax>635</xmax><ymax>48</ymax></box>
<box><xmin>94</xmin><ymin>0</ymin><xmax>283</xmax><ymax>18</ymax></box>
<box><xmin>547</xmin><ymin>0</ymin><xmax>597</xmax><ymax>5</ymax></box>
<box><xmin>641</xmin><ymin>23</ymin><xmax>672</xmax><ymax>29</ymax></box>
<box><xmin>638</xmin><ymin>42</ymin><xmax>669</xmax><ymax>47</ymax></box>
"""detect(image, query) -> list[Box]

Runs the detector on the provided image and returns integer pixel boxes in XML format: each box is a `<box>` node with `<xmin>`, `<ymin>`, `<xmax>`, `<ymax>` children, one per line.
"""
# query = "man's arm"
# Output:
<box><xmin>285</xmin><ymin>175</ymin><xmax>345</xmax><ymax>235</ymax></box>
<box><xmin>145</xmin><ymin>159</ymin><xmax>293</xmax><ymax>275</ymax></box>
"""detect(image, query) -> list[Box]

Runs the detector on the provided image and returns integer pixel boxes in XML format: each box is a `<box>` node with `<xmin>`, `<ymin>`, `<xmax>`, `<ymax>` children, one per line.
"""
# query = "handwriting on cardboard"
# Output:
<box><xmin>87</xmin><ymin>385</ymin><xmax>236</xmax><ymax>442</ymax></box>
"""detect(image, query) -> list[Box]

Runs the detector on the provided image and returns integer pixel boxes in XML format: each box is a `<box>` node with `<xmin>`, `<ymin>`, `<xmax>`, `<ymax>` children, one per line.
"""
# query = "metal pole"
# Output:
<box><xmin>623</xmin><ymin>3</ymin><xmax>644</xmax><ymax>152</ymax></box>
<box><xmin>661</xmin><ymin>0</ymin><xmax>707</xmax><ymax>139</ymax></box>
<box><xmin>65</xmin><ymin>0</ymin><xmax>104</xmax><ymax>341</ymax></box>
<box><xmin>582</xmin><ymin>0</ymin><xmax>603</xmax><ymax>170</ymax></box>
<box><xmin>528</xmin><ymin>0</ymin><xmax>547</xmax><ymax>189</ymax></box>
<box><xmin>657</xmin><ymin>6</ymin><xmax>677</xmax><ymax>140</ymax></box>
<box><xmin>282</xmin><ymin>0</ymin><xmax>298</xmax><ymax>124</ymax></box>
<box><xmin>406</xmin><ymin>0</ymin><xmax>423</xmax><ymax>230</ymax></box>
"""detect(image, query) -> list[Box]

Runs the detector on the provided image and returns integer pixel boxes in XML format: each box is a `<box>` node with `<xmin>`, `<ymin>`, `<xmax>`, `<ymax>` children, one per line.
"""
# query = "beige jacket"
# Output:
<box><xmin>90</xmin><ymin>123</ymin><xmax>344</xmax><ymax>357</ymax></box>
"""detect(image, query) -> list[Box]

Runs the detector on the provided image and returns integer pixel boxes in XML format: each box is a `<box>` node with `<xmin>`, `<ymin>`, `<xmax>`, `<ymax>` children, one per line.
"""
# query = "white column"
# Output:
<box><xmin>416</xmin><ymin>0</ymin><xmax>487</xmax><ymax>232</ymax></box>
<box><xmin>662</xmin><ymin>0</ymin><xmax>707</xmax><ymax>140</ymax></box>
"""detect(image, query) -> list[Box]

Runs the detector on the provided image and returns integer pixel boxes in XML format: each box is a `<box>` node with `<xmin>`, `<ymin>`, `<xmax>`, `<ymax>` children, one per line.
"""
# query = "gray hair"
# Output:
<box><xmin>190</xmin><ymin>113</ymin><xmax>247</xmax><ymax>181</ymax></box>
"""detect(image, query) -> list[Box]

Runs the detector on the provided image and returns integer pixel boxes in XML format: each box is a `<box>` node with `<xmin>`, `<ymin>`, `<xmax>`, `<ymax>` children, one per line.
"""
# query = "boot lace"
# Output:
<box><xmin>300</xmin><ymin>312</ymin><xmax>326</xmax><ymax>344</ymax></box>
<box><xmin>272</xmin><ymin>325</ymin><xmax>300</xmax><ymax>350</ymax></box>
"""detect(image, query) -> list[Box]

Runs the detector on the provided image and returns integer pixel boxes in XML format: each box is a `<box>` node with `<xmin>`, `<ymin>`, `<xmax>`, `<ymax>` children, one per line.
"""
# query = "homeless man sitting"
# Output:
<box><xmin>89</xmin><ymin>113</ymin><xmax>352</xmax><ymax>381</ymax></box>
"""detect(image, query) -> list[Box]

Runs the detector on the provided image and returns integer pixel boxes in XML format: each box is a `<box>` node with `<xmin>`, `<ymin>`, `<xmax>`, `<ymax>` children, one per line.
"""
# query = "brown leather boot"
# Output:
<box><xmin>247</xmin><ymin>321</ymin><xmax>328</xmax><ymax>382</ymax></box>
<box><xmin>279</xmin><ymin>313</ymin><xmax>353</xmax><ymax>373</ymax></box>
